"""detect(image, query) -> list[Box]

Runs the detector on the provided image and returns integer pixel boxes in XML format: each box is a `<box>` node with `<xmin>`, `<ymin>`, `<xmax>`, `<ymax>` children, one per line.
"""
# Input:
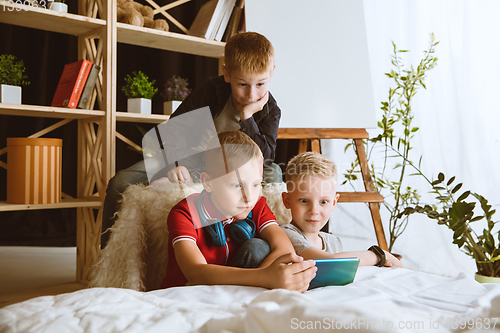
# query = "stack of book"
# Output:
<box><xmin>188</xmin><ymin>0</ymin><xmax>244</xmax><ymax>42</ymax></box>
<box><xmin>51</xmin><ymin>59</ymin><xmax>101</xmax><ymax>109</ymax></box>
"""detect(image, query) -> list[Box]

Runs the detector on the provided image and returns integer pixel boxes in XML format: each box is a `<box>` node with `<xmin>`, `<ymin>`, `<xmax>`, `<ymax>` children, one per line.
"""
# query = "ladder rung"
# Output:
<box><xmin>337</xmin><ymin>192</ymin><xmax>383</xmax><ymax>203</ymax></box>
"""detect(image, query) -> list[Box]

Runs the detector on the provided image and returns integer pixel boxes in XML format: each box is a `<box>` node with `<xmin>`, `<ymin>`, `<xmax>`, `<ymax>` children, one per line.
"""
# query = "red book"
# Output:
<box><xmin>51</xmin><ymin>59</ymin><xmax>93</xmax><ymax>108</ymax></box>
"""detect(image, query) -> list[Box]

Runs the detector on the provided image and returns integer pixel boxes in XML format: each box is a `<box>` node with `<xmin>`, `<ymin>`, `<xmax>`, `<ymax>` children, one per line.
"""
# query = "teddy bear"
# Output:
<box><xmin>117</xmin><ymin>0</ymin><xmax>169</xmax><ymax>31</ymax></box>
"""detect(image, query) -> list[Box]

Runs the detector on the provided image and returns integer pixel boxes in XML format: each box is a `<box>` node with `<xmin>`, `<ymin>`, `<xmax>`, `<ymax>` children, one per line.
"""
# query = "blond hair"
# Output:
<box><xmin>224</xmin><ymin>32</ymin><xmax>274</xmax><ymax>74</ymax></box>
<box><xmin>285</xmin><ymin>152</ymin><xmax>338</xmax><ymax>191</ymax></box>
<box><xmin>205</xmin><ymin>131</ymin><xmax>263</xmax><ymax>178</ymax></box>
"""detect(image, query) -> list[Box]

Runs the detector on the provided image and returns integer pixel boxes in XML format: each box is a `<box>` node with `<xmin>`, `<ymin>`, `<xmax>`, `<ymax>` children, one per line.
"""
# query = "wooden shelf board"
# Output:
<box><xmin>0</xmin><ymin>104</ymin><xmax>105</xmax><ymax>119</ymax></box>
<box><xmin>117</xmin><ymin>23</ymin><xmax>225</xmax><ymax>58</ymax></box>
<box><xmin>0</xmin><ymin>1</ymin><xmax>105</xmax><ymax>36</ymax></box>
<box><xmin>337</xmin><ymin>192</ymin><xmax>384</xmax><ymax>203</ymax></box>
<box><xmin>0</xmin><ymin>198</ymin><xmax>102</xmax><ymax>212</ymax></box>
<box><xmin>116</xmin><ymin>111</ymin><xmax>170</xmax><ymax>123</ymax></box>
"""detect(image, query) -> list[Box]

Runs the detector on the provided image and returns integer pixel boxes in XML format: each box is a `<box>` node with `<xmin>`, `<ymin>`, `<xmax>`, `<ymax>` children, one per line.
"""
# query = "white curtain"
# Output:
<box><xmin>323</xmin><ymin>0</ymin><xmax>500</xmax><ymax>277</ymax></box>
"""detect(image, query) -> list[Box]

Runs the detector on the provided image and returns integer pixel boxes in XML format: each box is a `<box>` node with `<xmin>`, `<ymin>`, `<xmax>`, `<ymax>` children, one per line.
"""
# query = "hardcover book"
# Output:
<box><xmin>77</xmin><ymin>64</ymin><xmax>101</xmax><ymax>109</ymax></box>
<box><xmin>222</xmin><ymin>0</ymin><xmax>243</xmax><ymax>42</ymax></box>
<box><xmin>51</xmin><ymin>59</ymin><xmax>93</xmax><ymax>108</ymax></box>
<box><xmin>213</xmin><ymin>0</ymin><xmax>236</xmax><ymax>41</ymax></box>
<box><xmin>188</xmin><ymin>0</ymin><xmax>226</xmax><ymax>40</ymax></box>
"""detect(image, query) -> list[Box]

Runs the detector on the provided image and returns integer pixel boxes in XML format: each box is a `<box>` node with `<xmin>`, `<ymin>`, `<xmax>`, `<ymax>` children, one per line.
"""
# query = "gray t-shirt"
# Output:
<box><xmin>281</xmin><ymin>223</ymin><xmax>342</xmax><ymax>255</ymax></box>
<box><xmin>214</xmin><ymin>96</ymin><xmax>240</xmax><ymax>133</ymax></box>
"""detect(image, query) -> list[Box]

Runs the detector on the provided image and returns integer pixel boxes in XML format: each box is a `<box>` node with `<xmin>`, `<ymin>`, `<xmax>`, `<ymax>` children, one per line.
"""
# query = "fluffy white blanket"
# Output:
<box><xmin>1</xmin><ymin>267</ymin><xmax>500</xmax><ymax>333</ymax></box>
<box><xmin>89</xmin><ymin>182</ymin><xmax>290</xmax><ymax>291</ymax></box>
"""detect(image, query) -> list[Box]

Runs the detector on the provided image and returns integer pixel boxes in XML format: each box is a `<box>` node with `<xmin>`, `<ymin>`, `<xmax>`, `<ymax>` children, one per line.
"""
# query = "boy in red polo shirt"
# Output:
<box><xmin>160</xmin><ymin>131</ymin><xmax>316</xmax><ymax>292</ymax></box>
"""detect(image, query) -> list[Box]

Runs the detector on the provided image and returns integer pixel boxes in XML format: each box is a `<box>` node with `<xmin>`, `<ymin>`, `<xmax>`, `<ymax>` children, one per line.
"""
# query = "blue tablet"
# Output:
<box><xmin>309</xmin><ymin>257</ymin><xmax>360</xmax><ymax>290</ymax></box>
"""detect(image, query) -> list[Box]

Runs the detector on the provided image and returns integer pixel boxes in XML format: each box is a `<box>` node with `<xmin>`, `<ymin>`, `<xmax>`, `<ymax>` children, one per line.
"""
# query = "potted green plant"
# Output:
<box><xmin>49</xmin><ymin>0</ymin><xmax>68</xmax><ymax>13</ymax></box>
<box><xmin>122</xmin><ymin>71</ymin><xmax>157</xmax><ymax>114</ymax></box>
<box><xmin>162</xmin><ymin>75</ymin><xmax>191</xmax><ymax>115</ymax></box>
<box><xmin>397</xmin><ymin>173</ymin><xmax>500</xmax><ymax>283</ymax></box>
<box><xmin>0</xmin><ymin>54</ymin><xmax>30</xmax><ymax>105</ymax></box>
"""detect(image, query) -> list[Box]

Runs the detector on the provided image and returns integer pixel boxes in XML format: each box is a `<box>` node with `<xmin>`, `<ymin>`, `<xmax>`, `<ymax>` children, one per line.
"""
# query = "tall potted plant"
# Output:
<box><xmin>0</xmin><ymin>54</ymin><xmax>30</xmax><ymax>105</ymax></box>
<box><xmin>162</xmin><ymin>75</ymin><xmax>191</xmax><ymax>115</ymax></box>
<box><xmin>343</xmin><ymin>35</ymin><xmax>438</xmax><ymax>252</ymax></box>
<box><xmin>122</xmin><ymin>71</ymin><xmax>157</xmax><ymax>114</ymax></box>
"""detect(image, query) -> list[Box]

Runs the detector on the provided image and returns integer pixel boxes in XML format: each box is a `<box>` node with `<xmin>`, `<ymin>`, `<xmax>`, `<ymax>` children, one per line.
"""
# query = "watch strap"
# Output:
<box><xmin>368</xmin><ymin>245</ymin><xmax>386</xmax><ymax>267</ymax></box>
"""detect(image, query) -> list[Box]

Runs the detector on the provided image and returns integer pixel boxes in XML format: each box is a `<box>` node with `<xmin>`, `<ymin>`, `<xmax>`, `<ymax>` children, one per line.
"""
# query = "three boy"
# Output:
<box><xmin>101</xmin><ymin>32</ymin><xmax>281</xmax><ymax>248</ymax></box>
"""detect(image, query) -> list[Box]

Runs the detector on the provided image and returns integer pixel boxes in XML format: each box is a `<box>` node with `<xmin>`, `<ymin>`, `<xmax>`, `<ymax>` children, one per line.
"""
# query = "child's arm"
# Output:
<box><xmin>258</xmin><ymin>224</ymin><xmax>296</xmax><ymax>268</ymax></box>
<box><xmin>173</xmin><ymin>240</ymin><xmax>317</xmax><ymax>292</ymax></box>
<box><xmin>299</xmin><ymin>246</ymin><xmax>403</xmax><ymax>268</ymax></box>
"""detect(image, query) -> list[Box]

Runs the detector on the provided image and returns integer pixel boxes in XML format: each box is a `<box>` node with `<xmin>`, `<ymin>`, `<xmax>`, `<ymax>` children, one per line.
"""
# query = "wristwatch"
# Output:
<box><xmin>368</xmin><ymin>245</ymin><xmax>386</xmax><ymax>267</ymax></box>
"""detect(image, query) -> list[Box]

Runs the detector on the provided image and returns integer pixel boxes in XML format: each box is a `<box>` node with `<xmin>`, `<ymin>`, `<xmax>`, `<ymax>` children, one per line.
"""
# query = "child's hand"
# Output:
<box><xmin>384</xmin><ymin>251</ymin><xmax>404</xmax><ymax>268</ymax></box>
<box><xmin>238</xmin><ymin>91</ymin><xmax>269</xmax><ymax>121</ymax></box>
<box><xmin>150</xmin><ymin>166</ymin><xmax>193</xmax><ymax>185</ymax></box>
<box><xmin>264</xmin><ymin>253</ymin><xmax>317</xmax><ymax>293</ymax></box>
<box><xmin>167</xmin><ymin>166</ymin><xmax>193</xmax><ymax>183</ymax></box>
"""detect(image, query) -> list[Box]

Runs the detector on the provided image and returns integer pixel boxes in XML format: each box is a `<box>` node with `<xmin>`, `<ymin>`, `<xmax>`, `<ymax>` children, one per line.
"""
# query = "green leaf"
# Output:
<box><xmin>344</xmin><ymin>143</ymin><xmax>353</xmax><ymax>153</ymax></box>
<box><xmin>470</xmin><ymin>216</ymin><xmax>484</xmax><ymax>222</ymax></box>
<box><xmin>446</xmin><ymin>176</ymin><xmax>456</xmax><ymax>186</ymax></box>
<box><xmin>438</xmin><ymin>173</ymin><xmax>445</xmax><ymax>182</ymax></box>
<box><xmin>457</xmin><ymin>191</ymin><xmax>471</xmax><ymax>201</ymax></box>
<box><xmin>453</xmin><ymin>237</ymin><xmax>466</xmax><ymax>248</ymax></box>
<box><xmin>452</xmin><ymin>183</ymin><xmax>463</xmax><ymax>194</ymax></box>
<box><xmin>449</xmin><ymin>201</ymin><xmax>475</xmax><ymax>226</ymax></box>
<box><xmin>483</xmin><ymin>230</ymin><xmax>495</xmax><ymax>253</ymax></box>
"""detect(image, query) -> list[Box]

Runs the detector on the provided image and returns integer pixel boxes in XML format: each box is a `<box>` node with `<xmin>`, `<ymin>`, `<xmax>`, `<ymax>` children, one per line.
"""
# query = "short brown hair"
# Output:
<box><xmin>205</xmin><ymin>131</ymin><xmax>263</xmax><ymax>178</ymax></box>
<box><xmin>285</xmin><ymin>152</ymin><xmax>338</xmax><ymax>191</ymax></box>
<box><xmin>224</xmin><ymin>32</ymin><xmax>274</xmax><ymax>74</ymax></box>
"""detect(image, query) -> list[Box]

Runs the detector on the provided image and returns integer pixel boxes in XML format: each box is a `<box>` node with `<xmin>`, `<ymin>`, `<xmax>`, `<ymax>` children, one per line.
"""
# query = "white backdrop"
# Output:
<box><xmin>246</xmin><ymin>0</ymin><xmax>376</xmax><ymax>128</ymax></box>
<box><xmin>325</xmin><ymin>0</ymin><xmax>500</xmax><ymax>277</ymax></box>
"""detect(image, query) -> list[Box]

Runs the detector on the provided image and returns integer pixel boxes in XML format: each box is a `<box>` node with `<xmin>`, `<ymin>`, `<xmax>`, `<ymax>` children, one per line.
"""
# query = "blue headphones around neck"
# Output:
<box><xmin>196</xmin><ymin>191</ymin><xmax>256</xmax><ymax>247</ymax></box>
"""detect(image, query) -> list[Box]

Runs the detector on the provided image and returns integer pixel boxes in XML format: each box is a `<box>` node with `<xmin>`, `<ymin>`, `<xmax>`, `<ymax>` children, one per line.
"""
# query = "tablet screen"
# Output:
<box><xmin>309</xmin><ymin>257</ymin><xmax>360</xmax><ymax>290</ymax></box>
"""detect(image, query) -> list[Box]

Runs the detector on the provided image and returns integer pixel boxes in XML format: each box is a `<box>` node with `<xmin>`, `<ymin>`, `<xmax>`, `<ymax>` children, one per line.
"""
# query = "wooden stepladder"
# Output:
<box><xmin>277</xmin><ymin>128</ymin><xmax>388</xmax><ymax>250</ymax></box>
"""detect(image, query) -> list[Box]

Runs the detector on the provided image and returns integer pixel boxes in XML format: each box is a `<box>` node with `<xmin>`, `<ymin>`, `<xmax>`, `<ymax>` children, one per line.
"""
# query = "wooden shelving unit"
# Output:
<box><xmin>0</xmin><ymin>0</ymin><xmax>224</xmax><ymax>283</ymax></box>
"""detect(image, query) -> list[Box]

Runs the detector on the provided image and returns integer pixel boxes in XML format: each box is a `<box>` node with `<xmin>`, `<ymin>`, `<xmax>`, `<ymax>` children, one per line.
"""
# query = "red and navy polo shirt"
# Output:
<box><xmin>160</xmin><ymin>192</ymin><xmax>277</xmax><ymax>288</ymax></box>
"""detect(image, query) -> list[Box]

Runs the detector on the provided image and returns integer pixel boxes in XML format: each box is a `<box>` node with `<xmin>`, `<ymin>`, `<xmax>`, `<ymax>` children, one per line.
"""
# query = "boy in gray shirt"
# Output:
<box><xmin>281</xmin><ymin>152</ymin><xmax>403</xmax><ymax>267</ymax></box>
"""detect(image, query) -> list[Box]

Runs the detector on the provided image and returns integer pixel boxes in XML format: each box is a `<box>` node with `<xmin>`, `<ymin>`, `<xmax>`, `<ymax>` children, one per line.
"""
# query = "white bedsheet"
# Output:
<box><xmin>1</xmin><ymin>267</ymin><xmax>500</xmax><ymax>333</ymax></box>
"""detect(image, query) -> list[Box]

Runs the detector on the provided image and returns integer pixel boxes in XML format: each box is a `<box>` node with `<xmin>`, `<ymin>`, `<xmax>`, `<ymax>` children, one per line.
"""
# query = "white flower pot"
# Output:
<box><xmin>49</xmin><ymin>2</ymin><xmax>68</xmax><ymax>13</ymax></box>
<box><xmin>475</xmin><ymin>273</ymin><xmax>500</xmax><ymax>284</ymax></box>
<box><xmin>128</xmin><ymin>98</ymin><xmax>152</xmax><ymax>114</ymax></box>
<box><xmin>0</xmin><ymin>84</ymin><xmax>22</xmax><ymax>104</ymax></box>
<box><xmin>163</xmin><ymin>100</ymin><xmax>182</xmax><ymax>115</ymax></box>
